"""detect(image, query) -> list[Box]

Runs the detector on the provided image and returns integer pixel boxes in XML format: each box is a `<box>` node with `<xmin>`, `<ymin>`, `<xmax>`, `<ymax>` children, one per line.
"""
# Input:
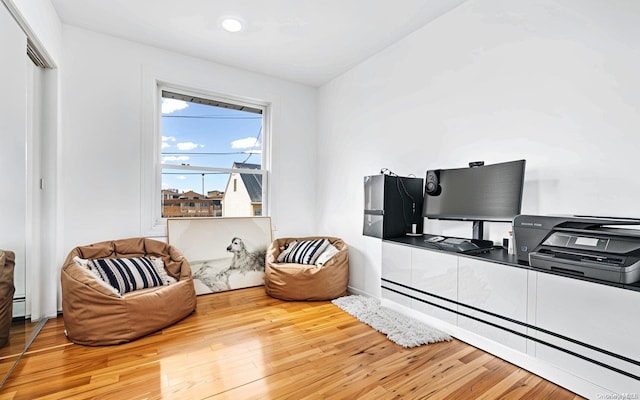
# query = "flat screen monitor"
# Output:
<box><xmin>422</xmin><ymin>159</ymin><xmax>526</xmax><ymax>223</ymax></box>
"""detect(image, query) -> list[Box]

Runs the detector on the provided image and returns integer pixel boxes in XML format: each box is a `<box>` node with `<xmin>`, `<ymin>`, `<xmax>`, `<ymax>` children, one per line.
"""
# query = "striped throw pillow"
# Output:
<box><xmin>88</xmin><ymin>257</ymin><xmax>164</xmax><ymax>295</ymax></box>
<box><xmin>276</xmin><ymin>241</ymin><xmax>298</xmax><ymax>263</ymax></box>
<box><xmin>279</xmin><ymin>239</ymin><xmax>330</xmax><ymax>265</ymax></box>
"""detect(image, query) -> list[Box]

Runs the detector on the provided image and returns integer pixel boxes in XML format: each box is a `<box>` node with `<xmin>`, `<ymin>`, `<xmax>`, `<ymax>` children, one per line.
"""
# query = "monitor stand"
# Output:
<box><xmin>472</xmin><ymin>220</ymin><xmax>484</xmax><ymax>241</ymax></box>
<box><xmin>471</xmin><ymin>221</ymin><xmax>494</xmax><ymax>250</ymax></box>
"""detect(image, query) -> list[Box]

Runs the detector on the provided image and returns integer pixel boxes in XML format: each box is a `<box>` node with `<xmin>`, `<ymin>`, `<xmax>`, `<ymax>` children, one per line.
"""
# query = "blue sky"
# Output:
<box><xmin>161</xmin><ymin>97</ymin><xmax>262</xmax><ymax>194</ymax></box>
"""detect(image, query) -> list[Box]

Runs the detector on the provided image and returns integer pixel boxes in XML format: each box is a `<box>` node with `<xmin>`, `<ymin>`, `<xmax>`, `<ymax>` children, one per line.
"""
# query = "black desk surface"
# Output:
<box><xmin>384</xmin><ymin>234</ymin><xmax>640</xmax><ymax>293</ymax></box>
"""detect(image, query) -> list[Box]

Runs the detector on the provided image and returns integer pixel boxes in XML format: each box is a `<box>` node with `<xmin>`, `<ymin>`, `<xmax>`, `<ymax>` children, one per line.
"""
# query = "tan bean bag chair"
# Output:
<box><xmin>0</xmin><ymin>250</ymin><xmax>15</xmax><ymax>347</ymax></box>
<box><xmin>61</xmin><ymin>237</ymin><xmax>196</xmax><ymax>346</ymax></box>
<box><xmin>265</xmin><ymin>236</ymin><xmax>349</xmax><ymax>301</ymax></box>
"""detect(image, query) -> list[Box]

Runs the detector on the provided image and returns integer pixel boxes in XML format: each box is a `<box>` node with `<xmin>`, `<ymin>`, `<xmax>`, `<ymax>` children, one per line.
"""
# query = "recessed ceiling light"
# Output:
<box><xmin>221</xmin><ymin>17</ymin><xmax>243</xmax><ymax>33</ymax></box>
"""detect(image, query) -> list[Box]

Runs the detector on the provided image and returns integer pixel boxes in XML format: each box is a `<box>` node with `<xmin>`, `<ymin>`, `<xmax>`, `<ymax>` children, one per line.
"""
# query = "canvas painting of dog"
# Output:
<box><xmin>191</xmin><ymin>237</ymin><xmax>267</xmax><ymax>293</ymax></box>
<box><xmin>167</xmin><ymin>217</ymin><xmax>272</xmax><ymax>295</ymax></box>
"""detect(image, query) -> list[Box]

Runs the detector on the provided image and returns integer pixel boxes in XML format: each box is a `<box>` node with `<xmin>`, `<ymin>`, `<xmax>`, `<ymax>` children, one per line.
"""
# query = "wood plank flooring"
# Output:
<box><xmin>0</xmin><ymin>287</ymin><xmax>583</xmax><ymax>399</ymax></box>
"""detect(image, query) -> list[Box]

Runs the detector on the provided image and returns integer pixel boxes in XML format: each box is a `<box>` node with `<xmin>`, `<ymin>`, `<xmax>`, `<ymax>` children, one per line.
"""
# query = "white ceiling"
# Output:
<box><xmin>50</xmin><ymin>0</ymin><xmax>466</xmax><ymax>87</ymax></box>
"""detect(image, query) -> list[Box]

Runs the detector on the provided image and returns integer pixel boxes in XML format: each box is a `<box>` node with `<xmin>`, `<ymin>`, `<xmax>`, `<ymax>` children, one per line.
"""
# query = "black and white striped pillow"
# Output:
<box><xmin>88</xmin><ymin>257</ymin><xmax>164</xmax><ymax>295</ymax></box>
<box><xmin>277</xmin><ymin>241</ymin><xmax>298</xmax><ymax>263</ymax></box>
<box><xmin>279</xmin><ymin>239</ymin><xmax>330</xmax><ymax>265</ymax></box>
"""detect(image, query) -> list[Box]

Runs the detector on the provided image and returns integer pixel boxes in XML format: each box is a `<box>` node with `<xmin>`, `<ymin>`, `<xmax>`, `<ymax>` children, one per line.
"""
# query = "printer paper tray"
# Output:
<box><xmin>529</xmin><ymin>251</ymin><xmax>640</xmax><ymax>284</ymax></box>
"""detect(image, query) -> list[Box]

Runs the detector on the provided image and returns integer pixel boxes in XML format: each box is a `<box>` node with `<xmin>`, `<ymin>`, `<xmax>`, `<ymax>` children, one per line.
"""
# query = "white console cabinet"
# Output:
<box><xmin>380</xmin><ymin>239</ymin><xmax>640</xmax><ymax>398</ymax></box>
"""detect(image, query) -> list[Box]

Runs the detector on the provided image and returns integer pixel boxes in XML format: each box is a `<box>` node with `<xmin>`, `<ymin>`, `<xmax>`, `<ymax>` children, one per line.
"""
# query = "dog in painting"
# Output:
<box><xmin>226</xmin><ymin>237</ymin><xmax>267</xmax><ymax>273</ymax></box>
<box><xmin>192</xmin><ymin>237</ymin><xmax>266</xmax><ymax>293</ymax></box>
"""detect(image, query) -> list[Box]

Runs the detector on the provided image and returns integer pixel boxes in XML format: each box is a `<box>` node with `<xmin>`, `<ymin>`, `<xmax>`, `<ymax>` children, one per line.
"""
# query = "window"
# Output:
<box><xmin>159</xmin><ymin>88</ymin><xmax>268</xmax><ymax>219</ymax></box>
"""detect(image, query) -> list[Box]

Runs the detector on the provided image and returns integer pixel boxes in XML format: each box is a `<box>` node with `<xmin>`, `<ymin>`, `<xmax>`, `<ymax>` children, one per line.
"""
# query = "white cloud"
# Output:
<box><xmin>177</xmin><ymin>176</ymin><xmax>187</xmax><ymax>180</ymax></box>
<box><xmin>161</xmin><ymin>136</ymin><xmax>176</xmax><ymax>149</ymax></box>
<box><xmin>177</xmin><ymin>142</ymin><xmax>203</xmax><ymax>151</ymax></box>
<box><xmin>162</xmin><ymin>155</ymin><xmax>190</xmax><ymax>162</ymax></box>
<box><xmin>162</xmin><ymin>99</ymin><xmax>188</xmax><ymax>114</ymax></box>
<box><xmin>231</xmin><ymin>137</ymin><xmax>260</xmax><ymax>149</ymax></box>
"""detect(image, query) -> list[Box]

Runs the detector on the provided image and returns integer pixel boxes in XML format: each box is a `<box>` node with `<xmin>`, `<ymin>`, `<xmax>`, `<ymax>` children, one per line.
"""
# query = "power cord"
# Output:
<box><xmin>380</xmin><ymin>168</ymin><xmax>418</xmax><ymax>230</ymax></box>
<box><xmin>380</xmin><ymin>168</ymin><xmax>397</xmax><ymax>176</ymax></box>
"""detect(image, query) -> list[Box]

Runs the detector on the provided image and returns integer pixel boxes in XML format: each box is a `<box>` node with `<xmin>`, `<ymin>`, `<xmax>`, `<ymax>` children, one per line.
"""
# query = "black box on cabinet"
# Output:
<box><xmin>363</xmin><ymin>174</ymin><xmax>424</xmax><ymax>239</ymax></box>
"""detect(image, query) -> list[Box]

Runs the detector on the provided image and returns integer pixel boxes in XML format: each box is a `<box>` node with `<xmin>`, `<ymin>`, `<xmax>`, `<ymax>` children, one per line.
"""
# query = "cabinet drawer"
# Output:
<box><xmin>410</xmin><ymin>250</ymin><xmax>458</xmax><ymax>324</ymax></box>
<box><xmin>458</xmin><ymin>257</ymin><xmax>528</xmax><ymax>322</ymax></box>
<box><xmin>458</xmin><ymin>257</ymin><xmax>528</xmax><ymax>351</ymax></box>
<box><xmin>534</xmin><ymin>272</ymin><xmax>640</xmax><ymax>386</ymax></box>
<box><xmin>411</xmin><ymin>249</ymin><xmax>458</xmax><ymax>301</ymax></box>
<box><xmin>381</xmin><ymin>242</ymin><xmax>411</xmax><ymax>286</ymax></box>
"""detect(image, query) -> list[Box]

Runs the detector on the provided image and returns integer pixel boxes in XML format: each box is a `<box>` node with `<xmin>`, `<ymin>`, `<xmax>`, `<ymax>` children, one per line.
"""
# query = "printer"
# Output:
<box><xmin>513</xmin><ymin>215</ymin><xmax>640</xmax><ymax>284</ymax></box>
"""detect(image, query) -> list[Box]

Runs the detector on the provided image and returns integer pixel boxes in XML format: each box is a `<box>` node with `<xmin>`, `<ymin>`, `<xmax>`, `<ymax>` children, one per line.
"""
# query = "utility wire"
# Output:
<box><xmin>241</xmin><ymin>125</ymin><xmax>263</xmax><ymax>163</ymax></box>
<box><xmin>163</xmin><ymin>172</ymin><xmax>230</xmax><ymax>175</ymax></box>
<box><xmin>162</xmin><ymin>152</ymin><xmax>248</xmax><ymax>155</ymax></box>
<box><xmin>162</xmin><ymin>115</ymin><xmax>261</xmax><ymax>119</ymax></box>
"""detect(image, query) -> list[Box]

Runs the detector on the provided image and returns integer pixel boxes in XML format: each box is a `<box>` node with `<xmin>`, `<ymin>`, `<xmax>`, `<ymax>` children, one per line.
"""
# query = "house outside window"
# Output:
<box><xmin>223</xmin><ymin>162</ymin><xmax>263</xmax><ymax>217</ymax></box>
<box><xmin>159</xmin><ymin>88</ymin><xmax>268</xmax><ymax>219</ymax></box>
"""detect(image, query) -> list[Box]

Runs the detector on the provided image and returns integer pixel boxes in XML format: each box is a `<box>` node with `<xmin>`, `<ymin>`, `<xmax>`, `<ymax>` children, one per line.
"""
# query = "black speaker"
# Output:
<box><xmin>425</xmin><ymin>170</ymin><xmax>441</xmax><ymax>196</ymax></box>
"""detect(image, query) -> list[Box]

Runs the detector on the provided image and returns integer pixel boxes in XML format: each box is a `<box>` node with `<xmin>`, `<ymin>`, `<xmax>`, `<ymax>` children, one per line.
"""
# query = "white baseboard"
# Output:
<box><xmin>346</xmin><ymin>285</ymin><xmax>375</xmax><ymax>297</ymax></box>
<box><xmin>12</xmin><ymin>298</ymin><xmax>25</xmax><ymax>318</ymax></box>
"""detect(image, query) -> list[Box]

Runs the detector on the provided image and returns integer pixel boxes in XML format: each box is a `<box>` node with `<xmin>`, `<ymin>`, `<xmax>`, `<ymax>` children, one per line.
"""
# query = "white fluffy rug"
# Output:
<box><xmin>332</xmin><ymin>295</ymin><xmax>451</xmax><ymax>348</ymax></box>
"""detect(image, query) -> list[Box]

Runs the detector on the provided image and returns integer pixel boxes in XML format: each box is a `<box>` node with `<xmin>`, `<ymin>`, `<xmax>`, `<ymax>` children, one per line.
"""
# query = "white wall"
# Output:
<box><xmin>4</xmin><ymin>0</ymin><xmax>62</xmax><ymax>65</ymax></box>
<box><xmin>317</xmin><ymin>0</ymin><xmax>640</xmax><ymax>297</ymax></box>
<box><xmin>60</xmin><ymin>25</ymin><xmax>318</xmax><ymax>254</ymax></box>
<box><xmin>0</xmin><ymin>2</ymin><xmax>27</xmax><ymax>312</ymax></box>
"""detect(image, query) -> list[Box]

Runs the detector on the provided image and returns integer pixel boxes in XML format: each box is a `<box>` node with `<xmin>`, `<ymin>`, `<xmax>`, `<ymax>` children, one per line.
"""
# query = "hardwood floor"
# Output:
<box><xmin>0</xmin><ymin>287</ymin><xmax>583</xmax><ymax>399</ymax></box>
